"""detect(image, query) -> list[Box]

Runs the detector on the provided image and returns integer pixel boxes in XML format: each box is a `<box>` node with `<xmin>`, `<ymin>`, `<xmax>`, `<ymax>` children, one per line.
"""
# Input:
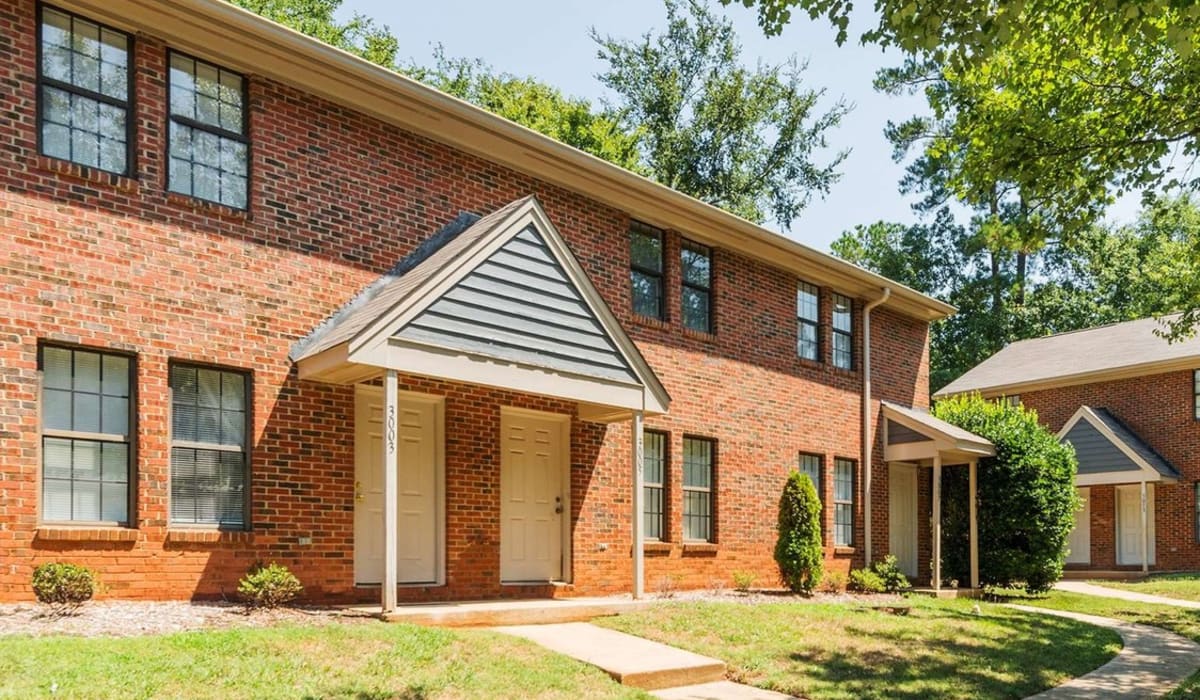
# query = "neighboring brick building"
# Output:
<box><xmin>937</xmin><ymin>316</ymin><xmax>1200</xmax><ymax>573</ymax></box>
<box><xmin>0</xmin><ymin>0</ymin><xmax>965</xmax><ymax>606</ymax></box>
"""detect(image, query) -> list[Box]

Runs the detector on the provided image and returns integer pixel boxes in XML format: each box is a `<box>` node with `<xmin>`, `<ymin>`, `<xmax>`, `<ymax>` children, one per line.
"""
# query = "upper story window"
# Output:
<box><xmin>170</xmin><ymin>364</ymin><xmax>250</xmax><ymax>528</ymax></box>
<box><xmin>630</xmin><ymin>222</ymin><xmax>664</xmax><ymax>320</ymax></box>
<box><xmin>168</xmin><ymin>52</ymin><xmax>248</xmax><ymax>209</ymax></box>
<box><xmin>797</xmin><ymin>282</ymin><xmax>820</xmax><ymax>361</ymax></box>
<box><xmin>643</xmin><ymin>430</ymin><xmax>667</xmax><ymax>540</ymax></box>
<box><xmin>40</xmin><ymin>345</ymin><xmax>134</xmax><ymax>525</ymax></box>
<box><xmin>832</xmin><ymin>293</ymin><xmax>853</xmax><ymax>370</ymax></box>
<box><xmin>682</xmin><ymin>436</ymin><xmax>715</xmax><ymax>542</ymax></box>
<box><xmin>38</xmin><ymin>6</ymin><xmax>132</xmax><ymax>175</ymax></box>
<box><xmin>681</xmin><ymin>241</ymin><xmax>713</xmax><ymax>333</ymax></box>
<box><xmin>833</xmin><ymin>457</ymin><xmax>855</xmax><ymax>546</ymax></box>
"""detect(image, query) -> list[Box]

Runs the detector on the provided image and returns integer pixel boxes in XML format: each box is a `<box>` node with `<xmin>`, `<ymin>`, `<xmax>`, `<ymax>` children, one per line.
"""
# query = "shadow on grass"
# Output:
<box><xmin>303</xmin><ymin>686</ymin><xmax>429</xmax><ymax>700</ymax></box>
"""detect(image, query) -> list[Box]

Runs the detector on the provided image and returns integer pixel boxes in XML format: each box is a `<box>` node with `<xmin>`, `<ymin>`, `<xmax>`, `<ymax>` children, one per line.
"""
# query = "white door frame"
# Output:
<box><xmin>499</xmin><ymin>406</ymin><xmax>572</xmax><ymax>584</ymax></box>
<box><xmin>888</xmin><ymin>462</ymin><xmax>919</xmax><ymax>578</ymax></box>
<box><xmin>354</xmin><ymin>384</ymin><xmax>446</xmax><ymax>587</ymax></box>
<box><xmin>1116</xmin><ymin>483</ymin><xmax>1155</xmax><ymax>567</ymax></box>
<box><xmin>1066</xmin><ymin>487</ymin><xmax>1091</xmax><ymax>565</ymax></box>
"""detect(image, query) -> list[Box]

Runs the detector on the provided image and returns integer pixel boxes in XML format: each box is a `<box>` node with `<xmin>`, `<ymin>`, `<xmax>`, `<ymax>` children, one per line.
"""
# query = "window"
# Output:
<box><xmin>1194</xmin><ymin>370</ymin><xmax>1199</xmax><ymax>420</ymax></box>
<box><xmin>833</xmin><ymin>458</ymin><xmax>855</xmax><ymax>546</ymax></box>
<box><xmin>682</xmin><ymin>437</ymin><xmax>714</xmax><ymax>542</ymax></box>
<box><xmin>40</xmin><ymin>345</ymin><xmax>133</xmax><ymax>524</ymax></box>
<box><xmin>1195</xmin><ymin>483</ymin><xmax>1200</xmax><ymax>543</ymax></box>
<box><xmin>797</xmin><ymin>282</ymin><xmax>820</xmax><ymax>361</ymax></box>
<box><xmin>630</xmin><ymin>222</ymin><xmax>664</xmax><ymax>319</ymax></box>
<box><xmin>1005</xmin><ymin>395</ymin><xmax>1021</xmax><ymax>408</ymax></box>
<box><xmin>170</xmin><ymin>364</ymin><xmax>249</xmax><ymax>527</ymax></box>
<box><xmin>167</xmin><ymin>52</ymin><xmax>248</xmax><ymax>208</ymax></box>
<box><xmin>681</xmin><ymin>241</ymin><xmax>713</xmax><ymax>333</ymax></box>
<box><xmin>644</xmin><ymin>431</ymin><xmax>667</xmax><ymax>540</ymax></box>
<box><xmin>799</xmin><ymin>452</ymin><xmax>823</xmax><ymax>536</ymax></box>
<box><xmin>38</xmin><ymin>6</ymin><xmax>132</xmax><ymax>175</ymax></box>
<box><xmin>832</xmin><ymin>293</ymin><xmax>853</xmax><ymax>369</ymax></box>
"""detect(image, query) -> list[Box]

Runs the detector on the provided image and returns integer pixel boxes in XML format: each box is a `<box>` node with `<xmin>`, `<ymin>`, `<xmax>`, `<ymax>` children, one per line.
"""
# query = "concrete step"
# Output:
<box><xmin>495</xmin><ymin>621</ymin><xmax>727</xmax><ymax>690</ymax></box>
<box><xmin>376</xmin><ymin>596</ymin><xmax>652</xmax><ymax>627</ymax></box>
<box><xmin>653</xmin><ymin>681</ymin><xmax>795</xmax><ymax>699</ymax></box>
<box><xmin>1062</xmin><ymin>570</ymin><xmax>1146</xmax><ymax>581</ymax></box>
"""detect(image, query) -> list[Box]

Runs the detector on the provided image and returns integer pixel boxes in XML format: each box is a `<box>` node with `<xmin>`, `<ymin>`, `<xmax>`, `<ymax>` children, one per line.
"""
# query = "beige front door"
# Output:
<box><xmin>500</xmin><ymin>409</ymin><xmax>567</xmax><ymax>582</ymax></box>
<box><xmin>1117</xmin><ymin>484</ymin><xmax>1156</xmax><ymax>566</ymax></box>
<box><xmin>354</xmin><ymin>385</ymin><xmax>443</xmax><ymax>585</ymax></box>
<box><xmin>1066</xmin><ymin>488</ymin><xmax>1091</xmax><ymax>564</ymax></box>
<box><xmin>888</xmin><ymin>463</ymin><xmax>919</xmax><ymax>578</ymax></box>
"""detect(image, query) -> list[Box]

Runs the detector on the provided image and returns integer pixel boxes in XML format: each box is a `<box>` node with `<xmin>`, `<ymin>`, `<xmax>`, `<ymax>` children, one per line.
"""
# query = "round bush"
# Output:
<box><xmin>775</xmin><ymin>470</ymin><xmax>823</xmax><ymax>594</ymax></box>
<box><xmin>32</xmin><ymin>562</ymin><xmax>96</xmax><ymax>613</ymax></box>
<box><xmin>238</xmin><ymin>562</ymin><xmax>303</xmax><ymax>609</ymax></box>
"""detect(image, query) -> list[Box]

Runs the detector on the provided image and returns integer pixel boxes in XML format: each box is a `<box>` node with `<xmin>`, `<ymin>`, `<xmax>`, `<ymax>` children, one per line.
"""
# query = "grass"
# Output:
<box><xmin>594</xmin><ymin>598</ymin><xmax>1121</xmax><ymax>700</ymax></box>
<box><xmin>1088</xmin><ymin>573</ymin><xmax>1200</xmax><ymax>602</ymax></box>
<box><xmin>0</xmin><ymin>621</ymin><xmax>645</xmax><ymax>700</ymax></box>
<box><xmin>995</xmin><ymin>589</ymin><xmax>1200</xmax><ymax>699</ymax></box>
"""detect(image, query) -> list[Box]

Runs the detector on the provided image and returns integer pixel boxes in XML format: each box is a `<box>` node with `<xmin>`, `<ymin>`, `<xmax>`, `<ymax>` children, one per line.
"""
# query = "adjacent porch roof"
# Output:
<box><xmin>1057</xmin><ymin>406</ymin><xmax>1180</xmax><ymax>486</ymax></box>
<box><xmin>291</xmin><ymin>196</ymin><xmax>670</xmax><ymax>420</ymax></box>
<box><xmin>881</xmin><ymin>401</ymin><xmax>995</xmax><ymax>463</ymax></box>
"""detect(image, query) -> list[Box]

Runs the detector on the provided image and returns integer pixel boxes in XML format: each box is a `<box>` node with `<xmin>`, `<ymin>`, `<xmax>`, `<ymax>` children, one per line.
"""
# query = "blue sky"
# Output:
<box><xmin>343</xmin><ymin>0</ymin><xmax>1140</xmax><ymax>252</ymax></box>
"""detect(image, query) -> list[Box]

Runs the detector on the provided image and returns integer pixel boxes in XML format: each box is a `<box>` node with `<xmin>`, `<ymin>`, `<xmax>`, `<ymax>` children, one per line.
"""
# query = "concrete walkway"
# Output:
<box><xmin>494</xmin><ymin>622</ymin><xmax>793</xmax><ymax>698</ymax></box>
<box><xmin>1055</xmin><ymin>580</ymin><xmax>1200</xmax><ymax>609</ymax></box>
<box><xmin>1008</xmin><ymin>604</ymin><xmax>1200</xmax><ymax>699</ymax></box>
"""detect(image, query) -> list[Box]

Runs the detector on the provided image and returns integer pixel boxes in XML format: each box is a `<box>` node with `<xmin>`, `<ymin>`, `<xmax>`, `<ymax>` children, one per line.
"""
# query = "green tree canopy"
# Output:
<box><xmin>933</xmin><ymin>394</ymin><xmax>1078</xmax><ymax>594</ymax></box>
<box><xmin>594</xmin><ymin>0</ymin><xmax>849</xmax><ymax>227</ymax></box>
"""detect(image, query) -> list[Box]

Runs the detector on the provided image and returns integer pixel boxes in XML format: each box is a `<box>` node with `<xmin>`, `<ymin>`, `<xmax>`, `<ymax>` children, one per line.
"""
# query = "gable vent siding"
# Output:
<box><xmin>394</xmin><ymin>226</ymin><xmax>638</xmax><ymax>384</ymax></box>
<box><xmin>1064</xmin><ymin>422</ymin><xmax>1141</xmax><ymax>475</ymax></box>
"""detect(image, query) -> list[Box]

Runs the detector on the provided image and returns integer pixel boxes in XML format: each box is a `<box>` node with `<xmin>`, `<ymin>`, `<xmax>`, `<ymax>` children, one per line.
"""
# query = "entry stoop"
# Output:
<box><xmin>377</xmin><ymin>596</ymin><xmax>653</xmax><ymax>627</ymax></box>
<box><xmin>495</xmin><ymin>622</ymin><xmax>727</xmax><ymax>690</ymax></box>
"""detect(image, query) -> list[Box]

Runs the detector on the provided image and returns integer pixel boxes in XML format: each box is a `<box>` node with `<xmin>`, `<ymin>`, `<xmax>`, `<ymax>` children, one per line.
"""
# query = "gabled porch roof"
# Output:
<box><xmin>882</xmin><ymin>401</ymin><xmax>995</xmax><ymax>464</ymax></box>
<box><xmin>1057</xmin><ymin>406</ymin><xmax>1180</xmax><ymax>486</ymax></box>
<box><xmin>290</xmin><ymin>196</ymin><xmax>670</xmax><ymax>421</ymax></box>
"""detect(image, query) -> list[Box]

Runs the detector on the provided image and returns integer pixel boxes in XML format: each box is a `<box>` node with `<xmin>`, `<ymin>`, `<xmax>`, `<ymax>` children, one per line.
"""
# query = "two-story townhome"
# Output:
<box><xmin>0</xmin><ymin>0</ymin><xmax>983</xmax><ymax>608</ymax></box>
<box><xmin>937</xmin><ymin>315</ymin><xmax>1200</xmax><ymax>574</ymax></box>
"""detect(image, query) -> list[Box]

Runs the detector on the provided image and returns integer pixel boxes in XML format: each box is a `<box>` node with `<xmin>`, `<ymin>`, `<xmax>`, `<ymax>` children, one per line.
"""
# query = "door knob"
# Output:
<box><xmin>355</xmin><ymin>481</ymin><xmax>364</xmax><ymax>503</ymax></box>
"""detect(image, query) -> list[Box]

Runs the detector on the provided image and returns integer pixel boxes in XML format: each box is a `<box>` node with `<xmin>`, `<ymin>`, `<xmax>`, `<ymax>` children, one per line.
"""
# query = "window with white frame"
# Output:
<box><xmin>170</xmin><ymin>364</ymin><xmax>249</xmax><ymax>527</ymax></box>
<box><xmin>797</xmin><ymin>282</ymin><xmax>819</xmax><ymax>361</ymax></box>
<box><xmin>168</xmin><ymin>52</ymin><xmax>248</xmax><ymax>208</ymax></box>
<box><xmin>38</xmin><ymin>6</ymin><xmax>132</xmax><ymax>174</ymax></box>
<box><xmin>682</xmin><ymin>437</ymin><xmax>714</xmax><ymax>542</ymax></box>
<box><xmin>832</xmin><ymin>293</ymin><xmax>853</xmax><ymax>369</ymax></box>
<box><xmin>644</xmin><ymin>430</ymin><xmax>667</xmax><ymax>540</ymax></box>
<box><xmin>40</xmin><ymin>345</ymin><xmax>133</xmax><ymax>524</ymax></box>
<box><xmin>833</xmin><ymin>458</ymin><xmax>855</xmax><ymax>546</ymax></box>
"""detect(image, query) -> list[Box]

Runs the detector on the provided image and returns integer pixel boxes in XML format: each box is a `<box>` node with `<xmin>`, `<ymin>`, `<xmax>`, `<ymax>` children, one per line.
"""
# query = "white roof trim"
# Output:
<box><xmin>1057</xmin><ymin>406</ymin><xmax>1178</xmax><ymax>485</ymax></box>
<box><xmin>881</xmin><ymin>402</ymin><xmax>995</xmax><ymax>457</ymax></box>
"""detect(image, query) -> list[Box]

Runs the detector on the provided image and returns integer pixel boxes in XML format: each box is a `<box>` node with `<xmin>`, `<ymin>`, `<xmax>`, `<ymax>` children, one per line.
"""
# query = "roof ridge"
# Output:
<box><xmin>1004</xmin><ymin>313</ymin><xmax>1183</xmax><ymax>347</ymax></box>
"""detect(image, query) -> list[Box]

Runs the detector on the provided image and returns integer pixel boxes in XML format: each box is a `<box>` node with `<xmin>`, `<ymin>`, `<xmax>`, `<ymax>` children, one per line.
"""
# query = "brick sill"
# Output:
<box><xmin>833</xmin><ymin>546</ymin><xmax>856</xmax><ymax>555</ymax></box>
<box><xmin>36</xmin><ymin>526</ymin><xmax>139</xmax><ymax>542</ymax></box>
<box><xmin>631</xmin><ymin>314</ymin><xmax>670</xmax><ymax>332</ymax></box>
<box><xmin>166</xmin><ymin>529</ymin><xmax>252</xmax><ymax>544</ymax></box>
<box><xmin>165</xmin><ymin>192</ymin><xmax>250</xmax><ymax>220</ymax></box>
<box><xmin>681</xmin><ymin>542</ymin><xmax>718</xmax><ymax>554</ymax></box>
<box><xmin>681</xmin><ymin>327</ymin><xmax>717</xmax><ymax>343</ymax></box>
<box><xmin>643</xmin><ymin>541</ymin><xmax>673</xmax><ymax>554</ymax></box>
<box><xmin>33</xmin><ymin>156</ymin><xmax>139</xmax><ymax>193</ymax></box>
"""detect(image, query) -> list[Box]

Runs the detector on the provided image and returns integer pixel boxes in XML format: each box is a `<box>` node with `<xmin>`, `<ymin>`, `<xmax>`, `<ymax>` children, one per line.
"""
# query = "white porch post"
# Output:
<box><xmin>932</xmin><ymin>454</ymin><xmax>942</xmax><ymax>591</ymax></box>
<box><xmin>382</xmin><ymin>369</ymin><xmax>399</xmax><ymax>613</ymax></box>
<box><xmin>631</xmin><ymin>410</ymin><xmax>645</xmax><ymax>599</ymax></box>
<box><xmin>969</xmin><ymin>459</ymin><xmax>979</xmax><ymax>590</ymax></box>
<box><xmin>1140</xmin><ymin>480</ymin><xmax>1149</xmax><ymax>574</ymax></box>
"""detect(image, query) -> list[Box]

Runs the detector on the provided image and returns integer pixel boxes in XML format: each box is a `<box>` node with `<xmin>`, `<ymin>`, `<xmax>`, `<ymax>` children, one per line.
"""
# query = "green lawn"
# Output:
<box><xmin>1089</xmin><ymin>573</ymin><xmax>1200</xmax><ymax>602</ymax></box>
<box><xmin>594</xmin><ymin>598</ymin><xmax>1120</xmax><ymax>700</ymax></box>
<box><xmin>0</xmin><ymin>622</ymin><xmax>644</xmax><ymax>700</ymax></box>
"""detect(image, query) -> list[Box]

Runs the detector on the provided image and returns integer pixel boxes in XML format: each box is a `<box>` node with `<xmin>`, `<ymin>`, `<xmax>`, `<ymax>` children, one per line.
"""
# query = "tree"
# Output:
<box><xmin>775</xmin><ymin>470</ymin><xmax>824</xmax><ymax>594</ymax></box>
<box><xmin>407</xmin><ymin>50</ymin><xmax>643</xmax><ymax>172</ymax></box>
<box><xmin>933</xmin><ymin>394</ymin><xmax>1078</xmax><ymax>594</ymax></box>
<box><xmin>231</xmin><ymin>0</ymin><xmax>399</xmax><ymax>67</ymax></box>
<box><xmin>593</xmin><ymin>0</ymin><xmax>850</xmax><ymax>227</ymax></box>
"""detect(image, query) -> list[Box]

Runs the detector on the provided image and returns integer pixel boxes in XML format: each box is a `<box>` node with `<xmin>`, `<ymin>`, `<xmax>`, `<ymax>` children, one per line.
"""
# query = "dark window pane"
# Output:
<box><xmin>631</xmin><ymin>270</ymin><xmax>662</xmax><ymax>319</ymax></box>
<box><xmin>630</xmin><ymin>227</ymin><xmax>663</xmax><ymax>272</ymax></box>
<box><xmin>798</xmin><ymin>320</ymin><xmax>819</xmax><ymax>360</ymax></box>
<box><xmin>681</xmin><ymin>244</ymin><xmax>711</xmax><ymax>287</ymax></box>
<box><xmin>681</xmin><ymin>287</ymin><xmax>710</xmax><ymax>332</ymax></box>
<box><xmin>167</xmin><ymin>53</ymin><xmax>248</xmax><ymax>208</ymax></box>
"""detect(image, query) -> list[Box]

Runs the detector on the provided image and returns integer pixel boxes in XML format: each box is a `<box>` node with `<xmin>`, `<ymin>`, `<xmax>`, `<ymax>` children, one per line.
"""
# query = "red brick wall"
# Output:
<box><xmin>0</xmin><ymin>0</ymin><xmax>931</xmax><ymax>601</ymax></box>
<box><xmin>1020</xmin><ymin>369</ymin><xmax>1199</xmax><ymax>571</ymax></box>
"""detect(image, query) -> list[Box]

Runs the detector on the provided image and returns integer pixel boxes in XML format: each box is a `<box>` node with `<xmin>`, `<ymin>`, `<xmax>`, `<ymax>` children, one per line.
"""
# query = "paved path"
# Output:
<box><xmin>1056</xmin><ymin>580</ymin><xmax>1200</xmax><ymax>609</ymax></box>
<box><xmin>494</xmin><ymin>621</ymin><xmax>793</xmax><ymax>698</ymax></box>
<box><xmin>1008</xmin><ymin>604</ymin><xmax>1200</xmax><ymax>699</ymax></box>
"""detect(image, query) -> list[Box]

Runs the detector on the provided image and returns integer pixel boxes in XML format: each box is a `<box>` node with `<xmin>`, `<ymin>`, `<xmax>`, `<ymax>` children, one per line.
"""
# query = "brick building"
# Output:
<box><xmin>937</xmin><ymin>316</ymin><xmax>1200</xmax><ymax>574</ymax></box>
<box><xmin>0</xmin><ymin>0</ymin><xmax>980</xmax><ymax>607</ymax></box>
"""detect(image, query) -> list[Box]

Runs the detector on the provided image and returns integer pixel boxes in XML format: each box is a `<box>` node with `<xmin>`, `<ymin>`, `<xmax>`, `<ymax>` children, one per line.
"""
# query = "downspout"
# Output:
<box><xmin>862</xmin><ymin>287</ymin><xmax>891</xmax><ymax>567</ymax></box>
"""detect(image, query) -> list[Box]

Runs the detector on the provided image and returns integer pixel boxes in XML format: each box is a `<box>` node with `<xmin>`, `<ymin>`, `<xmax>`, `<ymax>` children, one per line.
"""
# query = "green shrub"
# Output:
<box><xmin>774</xmin><ymin>470</ymin><xmax>823</xmax><ymax>594</ymax></box>
<box><xmin>871</xmin><ymin>555</ymin><xmax>911</xmax><ymax>594</ymax></box>
<box><xmin>731</xmin><ymin>570</ymin><xmax>757</xmax><ymax>592</ymax></box>
<box><xmin>32</xmin><ymin>562</ymin><xmax>96</xmax><ymax>614</ymax></box>
<box><xmin>848</xmin><ymin>568</ymin><xmax>885</xmax><ymax>594</ymax></box>
<box><xmin>238</xmin><ymin>562</ymin><xmax>303</xmax><ymax>609</ymax></box>
<box><xmin>933</xmin><ymin>394</ymin><xmax>1079</xmax><ymax>594</ymax></box>
<box><xmin>818</xmin><ymin>570</ymin><xmax>847</xmax><ymax>594</ymax></box>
